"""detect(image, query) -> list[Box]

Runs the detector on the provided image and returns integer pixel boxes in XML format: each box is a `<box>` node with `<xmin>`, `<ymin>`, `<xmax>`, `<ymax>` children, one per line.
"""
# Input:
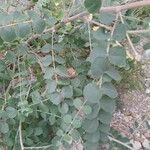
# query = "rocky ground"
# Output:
<box><xmin>112</xmin><ymin>37</ymin><xmax>150</xmax><ymax>150</ymax></box>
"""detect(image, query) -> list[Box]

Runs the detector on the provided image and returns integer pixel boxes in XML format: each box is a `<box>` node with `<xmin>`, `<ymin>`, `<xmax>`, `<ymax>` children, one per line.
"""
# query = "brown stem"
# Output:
<box><xmin>89</xmin><ymin>20</ymin><xmax>112</xmax><ymax>31</ymax></box>
<box><xmin>27</xmin><ymin>0</ymin><xmax>150</xmax><ymax>43</ymax></box>
<box><xmin>100</xmin><ymin>0</ymin><xmax>150</xmax><ymax>13</ymax></box>
<box><xmin>128</xmin><ymin>29</ymin><xmax>150</xmax><ymax>34</ymax></box>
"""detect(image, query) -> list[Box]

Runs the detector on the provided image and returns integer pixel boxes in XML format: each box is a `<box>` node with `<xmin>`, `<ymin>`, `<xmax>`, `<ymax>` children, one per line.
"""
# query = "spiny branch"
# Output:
<box><xmin>109</xmin><ymin>136</ymin><xmax>134</xmax><ymax>150</ymax></box>
<box><xmin>100</xmin><ymin>0</ymin><xmax>150</xmax><ymax>13</ymax></box>
<box><xmin>27</xmin><ymin>0</ymin><xmax>150</xmax><ymax>43</ymax></box>
<box><xmin>128</xmin><ymin>29</ymin><xmax>150</xmax><ymax>34</ymax></box>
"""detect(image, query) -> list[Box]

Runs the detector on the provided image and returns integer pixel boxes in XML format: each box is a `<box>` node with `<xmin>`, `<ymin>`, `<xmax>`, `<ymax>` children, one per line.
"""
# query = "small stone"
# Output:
<box><xmin>142</xmin><ymin>139</ymin><xmax>150</xmax><ymax>149</ymax></box>
<box><xmin>132</xmin><ymin>141</ymin><xmax>142</xmax><ymax>150</ymax></box>
<box><xmin>71</xmin><ymin>140</ymin><xmax>83</xmax><ymax>150</ymax></box>
<box><xmin>145</xmin><ymin>88</ymin><xmax>150</xmax><ymax>94</ymax></box>
<box><xmin>144</xmin><ymin>131</ymin><xmax>150</xmax><ymax>139</ymax></box>
<box><xmin>142</xmin><ymin>49</ymin><xmax>150</xmax><ymax>60</ymax></box>
<box><xmin>139</xmin><ymin>135</ymin><xmax>147</xmax><ymax>143</ymax></box>
<box><xmin>135</xmin><ymin>132</ymin><xmax>141</xmax><ymax>138</ymax></box>
<box><xmin>124</xmin><ymin>116</ymin><xmax>132</xmax><ymax>122</ymax></box>
<box><xmin>147</xmin><ymin>120</ymin><xmax>150</xmax><ymax>127</ymax></box>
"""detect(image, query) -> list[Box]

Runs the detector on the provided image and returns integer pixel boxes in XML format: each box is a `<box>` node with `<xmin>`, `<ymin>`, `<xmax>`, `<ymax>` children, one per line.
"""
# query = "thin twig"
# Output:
<box><xmin>36</xmin><ymin>110</ymin><xmax>62</xmax><ymax>118</ymax></box>
<box><xmin>126</xmin><ymin>33</ymin><xmax>141</xmax><ymax>61</ymax></box>
<box><xmin>2</xmin><ymin>64</ymin><xmax>16</xmax><ymax>110</ymax></box>
<box><xmin>19</xmin><ymin>122</ymin><xmax>24</xmax><ymax>150</ymax></box>
<box><xmin>24</xmin><ymin>144</ymin><xmax>53</xmax><ymax>150</ymax></box>
<box><xmin>128</xmin><ymin>29</ymin><xmax>150</xmax><ymax>34</ymax></box>
<box><xmin>23</xmin><ymin>3</ymin><xmax>35</xmax><ymax>11</ymax></box>
<box><xmin>100</xmin><ymin>0</ymin><xmax>150</xmax><ymax>13</ymax></box>
<box><xmin>0</xmin><ymin>20</ymin><xmax>32</xmax><ymax>29</ymax></box>
<box><xmin>12</xmin><ymin>128</ymin><xmax>19</xmax><ymax>150</ymax></box>
<box><xmin>51</xmin><ymin>31</ymin><xmax>58</xmax><ymax>83</ymax></box>
<box><xmin>109</xmin><ymin>136</ymin><xmax>134</xmax><ymax>150</ymax></box>
<box><xmin>90</xmin><ymin>20</ymin><xmax>112</xmax><ymax>31</ymax></box>
<box><xmin>87</xmin><ymin>21</ymin><xmax>92</xmax><ymax>52</ymax></box>
<box><xmin>129</xmin><ymin>115</ymin><xmax>148</xmax><ymax>139</ymax></box>
<box><xmin>119</xmin><ymin>12</ymin><xmax>142</xmax><ymax>61</ymax></box>
<box><xmin>107</xmin><ymin>13</ymin><xmax>119</xmax><ymax>54</ymax></box>
<box><xmin>27</xmin><ymin>50</ymin><xmax>45</xmax><ymax>73</ymax></box>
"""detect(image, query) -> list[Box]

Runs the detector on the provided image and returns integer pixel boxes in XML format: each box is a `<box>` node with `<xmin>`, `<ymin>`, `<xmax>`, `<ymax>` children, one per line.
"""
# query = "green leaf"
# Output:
<box><xmin>88</xmin><ymin>41</ymin><xmax>107</xmax><ymax>62</ymax></box>
<box><xmin>50</xmin><ymin>92</ymin><xmax>62</xmax><ymax>105</ymax></box>
<box><xmin>25</xmin><ymin>138</ymin><xmax>33</xmax><ymax>146</ymax></box>
<box><xmin>73</xmin><ymin>98</ymin><xmax>82</xmax><ymax>109</ymax></box>
<box><xmin>41</xmin><ymin>44</ymin><xmax>51</xmax><ymax>53</ymax></box>
<box><xmin>113</xmin><ymin>24</ymin><xmax>127</xmax><ymax>42</ymax></box>
<box><xmin>73</xmin><ymin>87</ymin><xmax>82</xmax><ymax>97</ymax></box>
<box><xmin>56</xmin><ymin>66</ymin><xmax>68</xmax><ymax>78</ymax></box>
<box><xmin>83</xmin><ymin>83</ymin><xmax>102</xmax><ymax>104</ymax></box>
<box><xmin>55</xmin><ymin>56</ymin><xmax>65</xmax><ymax>64</ymax></box>
<box><xmin>33</xmin><ymin>19</ymin><xmax>46</xmax><ymax>34</ymax></box>
<box><xmin>106</xmin><ymin>68</ymin><xmax>121</xmax><ymax>81</ymax></box>
<box><xmin>15</xmin><ymin>23</ymin><xmax>31</xmax><ymax>38</ymax></box>
<box><xmin>12</xmin><ymin>11</ymin><xmax>28</xmax><ymax>22</ymax></box>
<box><xmin>0</xmin><ymin>13</ymin><xmax>12</xmax><ymax>25</ymax></box>
<box><xmin>27</xmin><ymin>54</ymin><xmax>36</xmax><ymax>65</ymax></box>
<box><xmin>59</xmin><ymin>103</ymin><xmax>68</xmax><ymax>114</ymax></box>
<box><xmin>0</xmin><ymin>110</ymin><xmax>8</xmax><ymax>119</ymax></box>
<box><xmin>0</xmin><ymin>60</ymin><xmax>5</xmax><ymax>71</ymax></box>
<box><xmin>99</xmin><ymin>12</ymin><xmax>115</xmax><ymax>24</ymax></box>
<box><xmin>5</xmin><ymin>51</ymin><xmax>16</xmax><ymax>63</ymax></box>
<box><xmin>56</xmin><ymin>129</ymin><xmax>64</xmax><ymax>137</ymax></box>
<box><xmin>49</xmin><ymin>116</ymin><xmax>56</xmax><ymax>125</ymax></box>
<box><xmin>0</xmin><ymin>27</ymin><xmax>16</xmax><ymax>42</ymax></box>
<box><xmin>46</xmin><ymin>16</ymin><xmax>57</xmax><ymax>26</ymax></box>
<box><xmin>35</xmin><ymin>127</ymin><xmax>43</xmax><ymax>136</ymax></box>
<box><xmin>143</xmin><ymin>42</ymin><xmax>150</xmax><ymax>50</ymax></box>
<box><xmin>41</xmin><ymin>55</ymin><xmax>52</xmax><ymax>67</ymax></box>
<box><xmin>0</xmin><ymin>122</ymin><xmax>9</xmax><ymax>134</ymax></box>
<box><xmin>72</xmin><ymin>118</ymin><xmax>82</xmax><ymax>128</ymax></box>
<box><xmin>86</xmin><ymin>103</ymin><xmax>100</xmax><ymax>120</ymax></box>
<box><xmin>44</xmin><ymin>68</ymin><xmax>54</xmax><ymax>79</ymax></box>
<box><xmin>31</xmin><ymin>90</ymin><xmax>41</xmax><ymax>104</ymax></box>
<box><xmin>101</xmin><ymin>82</ymin><xmax>118</xmax><ymax>98</ymax></box>
<box><xmin>0</xmin><ymin>37</ymin><xmax>3</xmax><ymax>45</ymax></box>
<box><xmin>83</xmin><ymin>118</ymin><xmax>99</xmax><ymax>133</ymax></box>
<box><xmin>85</xmin><ymin>130</ymin><xmax>100</xmax><ymax>143</ymax></box>
<box><xmin>71</xmin><ymin>78</ymin><xmax>81</xmax><ymax>87</ymax></box>
<box><xmin>132</xmin><ymin>36</ymin><xmax>140</xmax><ymax>44</ymax></box>
<box><xmin>100</xmin><ymin>132</ymin><xmax>109</xmax><ymax>142</ymax></box>
<box><xmin>39</xmin><ymin>103</ymin><xmax>49</xmax><ymax>112</ymax></box>
<box><xmin>91</xmin><ymin>57</ymin><xmax>109</xmax><ymax>78</ymax></box>
<box><xmin>93</xmin><ymin>29</ymin><xmax>109</xmax><ymax>41</ymax></box>
<box><xmin>100</xmin><ymin>96</ymin><xmax>116</xmax><ymax>113</ymax></box>
<box><xmin>83</xmin><ymin>105</ymin><xmax>92</xmax><ymax>115</ymax></box>
<box><xmin>62</xmin><ymin>85</ymin><xmax>73</xmax><ymax>98</ymax></box>
<box><xmin>109</xmin><ymin>47</ymin><xmax>126</xmax><ymax>67</ymax></box>
<box><xmin>99</xmin><ymin>122</ymin><xmax>110</xmax><ymax>133</ymax></box>
<box><xmin>70</xmin><ymin>129</ymin><xmax>81</xmax><ymax>140</ymax></box>
<box><xmin>27</xmin><ymin>10</ymin><xmax>39</xmax><ymax>20</ymax></box>
<box><xmin>63</xmin><ymin>114</ymin><xmax>72</xmax><ymax>124</ymax></box>
<box><xmin>84</xmin><ymin>0</ymin><xmax>102</xmax><ymax>14</ymax></box>
<box><xmin>84</xmin><ymin>141</ymin><xmax>99</xmax><ymax>150</ymax></box>
<box><xmin>46</xmin><ymin>80</ymin><xmax>57</xmax><ymax>94</ymax></box>
<box><xmin>99</xmin><ymin>110</ymin><xmax>112</xmax><ymax>124</ymax></box>
<box><xmin>6</xmin><ymin>107</ymin><xmax>18</xmax><ymax>119</ymax></box>
<box><xmin>63</xmin><ymin>134</ymin><xmax>73</xmax><ymax>144</ymax></box>
<box><xmin>16</xmin><ymin>43</ymin><xmax>28</xmax><ymax>56</ymax></box>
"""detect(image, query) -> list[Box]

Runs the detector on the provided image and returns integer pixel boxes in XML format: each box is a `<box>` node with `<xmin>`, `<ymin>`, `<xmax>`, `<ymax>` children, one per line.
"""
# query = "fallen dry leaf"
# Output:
<box><xmin>67</xmin><ymin>67</ymin><xmax>76</xmax><ymax>78</ymax></box>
